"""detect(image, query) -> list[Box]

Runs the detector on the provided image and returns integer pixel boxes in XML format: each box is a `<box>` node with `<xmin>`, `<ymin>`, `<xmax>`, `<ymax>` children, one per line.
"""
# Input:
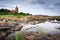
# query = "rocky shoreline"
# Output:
<box><xmin>5</xmin><ymin>32</ymin><xmax>60</xmax><ymax>40</ymax></box>
<box><xmin>0</xmin><ymin>15</ymin><xmax>60</xmax><ymax>40</ymax></box>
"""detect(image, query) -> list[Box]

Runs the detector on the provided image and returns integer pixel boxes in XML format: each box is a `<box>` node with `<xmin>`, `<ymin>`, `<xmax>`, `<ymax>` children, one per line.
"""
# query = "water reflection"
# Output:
<box><xmin>20</xmin><ymin>21</ymin><xmax>60</xmax><ymax>35</ymax></box>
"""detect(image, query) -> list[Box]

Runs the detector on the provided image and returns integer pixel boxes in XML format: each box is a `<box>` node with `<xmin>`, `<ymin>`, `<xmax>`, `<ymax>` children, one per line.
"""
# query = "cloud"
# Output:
<box><xmin>54</xmin><ymin>2</ymin><xmax>60</xmax><ymax>7</ymax></box>
<box><xmin>0</xmin><ymin>0</ymin><xmax>60</xmax><ymax>16</ymax></box>
<box><xmin>31</xmin><ymin>0</ymin><xmax>47</xmax><ymax>4</ymax></box>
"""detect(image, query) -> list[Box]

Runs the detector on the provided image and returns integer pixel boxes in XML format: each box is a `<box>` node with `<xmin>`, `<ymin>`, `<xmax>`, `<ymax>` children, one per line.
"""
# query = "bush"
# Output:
<box><xmin>15</xmin><ymin>32</ymin><xmax>24</xmax><ymax>40</ymax></box>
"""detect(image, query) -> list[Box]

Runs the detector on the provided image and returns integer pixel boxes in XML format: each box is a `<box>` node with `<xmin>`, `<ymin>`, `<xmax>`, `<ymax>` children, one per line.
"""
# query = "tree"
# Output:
<box><xmin>0</xmin><ymin>8</ymin><xmax>10</xmax><ymax>15</ymax></box>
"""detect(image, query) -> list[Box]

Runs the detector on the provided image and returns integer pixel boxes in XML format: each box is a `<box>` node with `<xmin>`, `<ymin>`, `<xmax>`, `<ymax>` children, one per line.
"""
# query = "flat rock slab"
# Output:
<box><xmin>0</xmin><ymin>27</ymin><xmax>10</xmax><ymax>31</ymax></box>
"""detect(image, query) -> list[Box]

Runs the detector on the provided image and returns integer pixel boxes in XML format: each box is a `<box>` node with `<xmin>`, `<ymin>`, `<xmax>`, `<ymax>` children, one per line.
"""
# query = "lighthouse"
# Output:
<box><xmin>15</xmin><ymin>6</ymin><xmax>18</xmax><ymax>13</ymax></box>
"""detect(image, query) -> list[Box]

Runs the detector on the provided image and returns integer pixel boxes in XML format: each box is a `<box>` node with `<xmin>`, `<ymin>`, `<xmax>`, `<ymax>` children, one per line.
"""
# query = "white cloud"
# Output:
<box><xmin>0</xmin><ymin>0</ymin><xmax>60</xmax><ymax>16</ymax></box>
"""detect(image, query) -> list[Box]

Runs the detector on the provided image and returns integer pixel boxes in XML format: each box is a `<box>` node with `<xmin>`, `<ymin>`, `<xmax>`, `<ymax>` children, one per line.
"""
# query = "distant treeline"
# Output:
<box><xmin>0</xmin><ymin>8</ymin><xmax>32</xmax><ymax>15</ymax></box>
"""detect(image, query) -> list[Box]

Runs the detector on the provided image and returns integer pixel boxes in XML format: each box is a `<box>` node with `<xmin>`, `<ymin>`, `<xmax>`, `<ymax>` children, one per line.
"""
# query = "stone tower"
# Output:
<box><xmin>15</xmin><ymin>6</ymin><xmax>18</xmax><ymax>13</ymax></box>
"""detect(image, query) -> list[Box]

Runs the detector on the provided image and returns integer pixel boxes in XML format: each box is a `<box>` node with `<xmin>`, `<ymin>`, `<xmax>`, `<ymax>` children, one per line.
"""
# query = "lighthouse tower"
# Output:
<box><xmin>15</xmin><ymin>6</ymin><xmax>18</xmax><ymax>13</ymax></box>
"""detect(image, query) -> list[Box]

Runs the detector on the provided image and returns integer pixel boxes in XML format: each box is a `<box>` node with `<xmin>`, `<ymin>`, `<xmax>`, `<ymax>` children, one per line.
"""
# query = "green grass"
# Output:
<box><xmin>0</xmin><ymin>15</ymin><xmax>14</xmax><ymax>18</ymax></box>
<box><xmin>0</xmin><ymin>15</ymin><xmax>29</xmax><ymax>18</ymax></box>
<box><xmin>14</xmin><ymin>13</ymin><xmax>30</xmax><ymax>18</ymax></box>
<box><xmin>15</xmin><ymin>32</ymin><xmax>25</xmax><ymax>40</ymax></box>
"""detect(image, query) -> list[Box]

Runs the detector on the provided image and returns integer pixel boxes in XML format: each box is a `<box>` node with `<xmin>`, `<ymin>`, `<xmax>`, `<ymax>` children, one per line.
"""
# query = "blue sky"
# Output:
<box><xmin>0</xmin><ymin>0</ymin><xmax>60</xmax><ymax>16</ymax></box>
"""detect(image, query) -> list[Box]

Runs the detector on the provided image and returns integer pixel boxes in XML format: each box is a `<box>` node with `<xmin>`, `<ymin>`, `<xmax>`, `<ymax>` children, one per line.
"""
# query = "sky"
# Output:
<box><xmin>0</xmin><ymin>0</ymin><xmax>60</xmax><ymax>16</ymax></box>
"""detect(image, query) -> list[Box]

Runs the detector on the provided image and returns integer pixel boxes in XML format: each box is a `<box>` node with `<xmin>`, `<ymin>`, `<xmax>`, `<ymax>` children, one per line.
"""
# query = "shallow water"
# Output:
<box><xmin>20</xmin><ymin>21</ymin><xmax>60</xmax><ymax>35</ymax></box>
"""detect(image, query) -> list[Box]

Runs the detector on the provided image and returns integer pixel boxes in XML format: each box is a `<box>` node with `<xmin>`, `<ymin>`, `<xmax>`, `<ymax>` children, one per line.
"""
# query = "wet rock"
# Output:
<box><xmin>5</xmin><ymin>36</ymin><xmax>16</xmax><ymax>40</ymax></box>
<box><xmin>56</xmin><ymin>27</ymin><xmax>60</xmax><ymax>30</ymax></box>
<box><xmin>24</xmin><ymin>32</ymin><xmax>60</xmax><ymax>40</ymax></box>
<box><xmin>15</xmin><ymin>25</ymin><xmax>23</xmax><ymax>31</ymax></box>
<box><xmin>5</xmin><ymin>33</ymin><xmax>16</xmax><ymax>40</ymax></box>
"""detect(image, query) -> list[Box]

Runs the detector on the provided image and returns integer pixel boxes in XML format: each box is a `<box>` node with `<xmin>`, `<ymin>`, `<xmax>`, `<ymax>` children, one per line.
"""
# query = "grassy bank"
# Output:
<box><xmin>0</xmin><ymin>15</ymin><xmax>29</xmax><ymax>18</ymax></box>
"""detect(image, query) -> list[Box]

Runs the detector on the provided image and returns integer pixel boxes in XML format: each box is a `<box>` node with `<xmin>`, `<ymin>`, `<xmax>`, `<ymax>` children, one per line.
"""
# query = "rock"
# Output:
<box><xmin>5</xmin><ymin>35</ymin><xmax>16</xmax><ymax>40</ymax></box>
<box><xmin>56</xmin><ymin>27</ymin><xmax>60</xmax><ymax>30</ymax></box>
<box><xmin>15</xmin><ymin>25</ymin><xmax>23</xmax><ymax>31</ymax></box>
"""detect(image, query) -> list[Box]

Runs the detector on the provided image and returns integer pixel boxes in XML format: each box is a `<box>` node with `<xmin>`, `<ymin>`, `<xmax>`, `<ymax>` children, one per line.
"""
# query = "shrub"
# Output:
<box><xmin>15</xmin><ymin>32</ymin><xmax>25</xmax><ymax>40</ymax></box>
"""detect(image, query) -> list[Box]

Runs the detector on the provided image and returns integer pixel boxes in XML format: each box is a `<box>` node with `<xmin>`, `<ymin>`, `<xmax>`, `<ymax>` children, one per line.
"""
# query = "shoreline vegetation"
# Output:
<box><xmin>0</xmin><ymin>14</ymin><xmax>60</xmax><ymax>21</ymax></box>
